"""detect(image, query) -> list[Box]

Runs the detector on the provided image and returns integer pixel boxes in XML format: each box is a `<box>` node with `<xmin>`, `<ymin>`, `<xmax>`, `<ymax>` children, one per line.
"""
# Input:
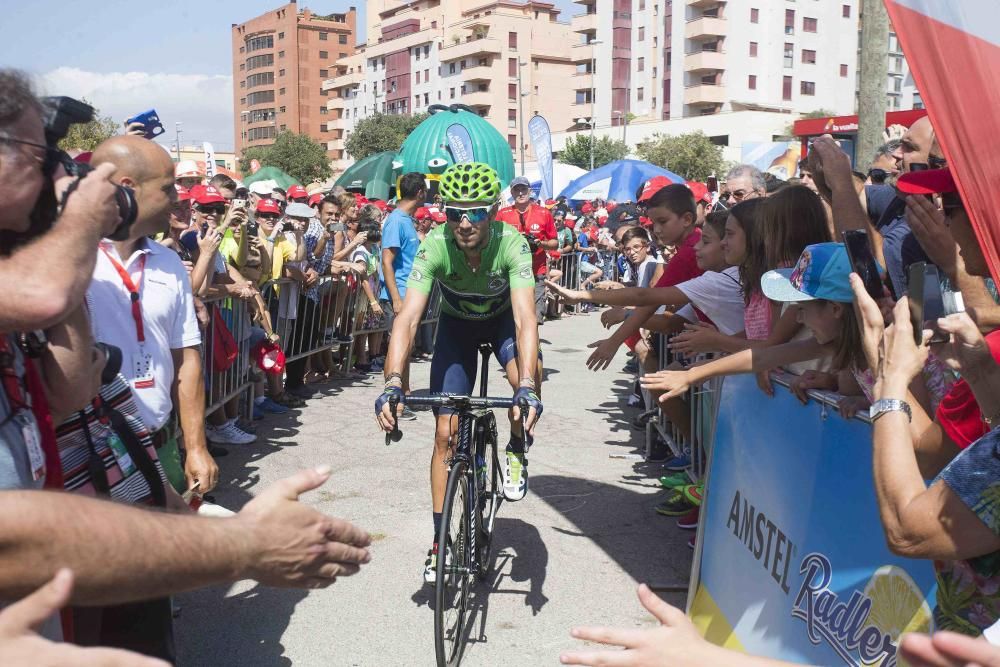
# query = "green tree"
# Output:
<box><xmin>558</xmin><ymin>134</ymin><xmax>628</xmax><ymax>170</ymax></box>
<box><xmin>344</xmin><ymin>112</ymin><xmax>429</xmax><ymax>161</ymax></box>
<box><xmin>58</xmin><ymin>99</ymin><xmax>119</xmax><ymax>152</ymax></box>
<box><xmin>240</xmin><ymin>130</ymin><xmax>332</xmax><ymax>183</ymax></box>
<box><xmin>635</xmin><ymin>131</ymin><xmax>726</xmax><ymax>182</ymax></box>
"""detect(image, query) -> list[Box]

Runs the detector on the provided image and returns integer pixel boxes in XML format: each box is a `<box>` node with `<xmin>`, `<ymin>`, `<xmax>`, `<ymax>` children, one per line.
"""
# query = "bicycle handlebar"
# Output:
<box><xmin>384</xmin><ymin>394</ymin><xmax>529</xmax><ymax>446</ymax></box>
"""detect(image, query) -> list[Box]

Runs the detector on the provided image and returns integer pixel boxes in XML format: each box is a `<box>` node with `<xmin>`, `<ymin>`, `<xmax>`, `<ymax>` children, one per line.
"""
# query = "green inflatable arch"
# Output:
<box><xmin>398</xmin><ymin>104</ymin><xmax>515</xmax><ymax>189</ymax></box>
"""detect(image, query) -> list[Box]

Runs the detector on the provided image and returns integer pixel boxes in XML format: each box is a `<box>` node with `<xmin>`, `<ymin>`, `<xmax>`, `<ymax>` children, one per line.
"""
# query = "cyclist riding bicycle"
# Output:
<box><xmin>375</xmin><ymin>162</ymin><xmax>543</xmax><ymax>584</ymax></box>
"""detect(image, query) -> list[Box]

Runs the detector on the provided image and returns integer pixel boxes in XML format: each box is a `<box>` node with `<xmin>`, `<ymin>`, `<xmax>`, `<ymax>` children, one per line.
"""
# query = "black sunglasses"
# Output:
<box><xmin>196</xmin><ymin>204</ymin><xmax>226</xmax><ymax>215</ymax></box>
<box><xmin>257</xmin><ymin>213</ymin><xmax>280</xmax><ymax>220</ymax></box>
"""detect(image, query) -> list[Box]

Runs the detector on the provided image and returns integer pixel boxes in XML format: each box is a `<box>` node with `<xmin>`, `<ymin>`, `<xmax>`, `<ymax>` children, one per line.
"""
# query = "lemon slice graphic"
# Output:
<box><xmin>862</xmin><ymin>565</ymin><xmax>933</xmax><ymax>666</ymax></box>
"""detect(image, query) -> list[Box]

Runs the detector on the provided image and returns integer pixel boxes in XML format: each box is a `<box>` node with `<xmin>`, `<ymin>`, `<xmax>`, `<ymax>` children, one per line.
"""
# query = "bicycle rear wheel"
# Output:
<box><xmin>435</xmin><ymin>461</ymin><xmax>472</xmax><ymax>667</ymax></box>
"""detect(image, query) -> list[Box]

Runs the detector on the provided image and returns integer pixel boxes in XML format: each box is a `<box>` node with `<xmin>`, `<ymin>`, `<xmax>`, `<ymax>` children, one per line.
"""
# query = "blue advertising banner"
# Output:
<box><xmin>528</xmin><ymin>115</ymin><xmax>554</xmax><ymax>201</ymax></box>
<box><xmin>690</xmin><ymin>375</ymin><xmax>937</xmax><ymax>665</ymax></box>
<box><xmin>445</xmin><ymin>123</ymin><xmax>475</xmax><ymax>164</ymax></box>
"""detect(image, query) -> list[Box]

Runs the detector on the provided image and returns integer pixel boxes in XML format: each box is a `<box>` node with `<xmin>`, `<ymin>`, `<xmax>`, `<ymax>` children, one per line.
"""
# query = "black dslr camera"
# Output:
<box><xmin>40</xmin><ymin>96</ymin><xmax>138</xmax><ymax>240</ymax></box>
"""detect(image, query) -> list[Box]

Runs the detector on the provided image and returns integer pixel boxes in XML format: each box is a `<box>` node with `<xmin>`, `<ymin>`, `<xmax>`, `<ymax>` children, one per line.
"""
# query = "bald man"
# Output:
<box><xmin>88</xmin><ymin>136</ymin><xmax>217</xmax><ymax>496</ymax></box>
<box><xmin>863</xmin><ymin>115</ymin><xmax>937</xmax><ymax>297</ymax></box>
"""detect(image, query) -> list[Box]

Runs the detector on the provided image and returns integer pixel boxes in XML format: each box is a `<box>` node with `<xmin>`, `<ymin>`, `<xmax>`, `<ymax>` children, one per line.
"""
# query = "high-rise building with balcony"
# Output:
<box><xmin>569</xmin><ymin>0</ymin><xmax>918</xmax><ymax>131</ymax></box>
<box><xmin>232</xmin><ymin>2</ymin><xmax>357</xmax><ymax>159</ymax></box>
<box><xmin>323</xmin><ymin>0</ymin><xmax>577</xmax><ymax>173</ymax></box>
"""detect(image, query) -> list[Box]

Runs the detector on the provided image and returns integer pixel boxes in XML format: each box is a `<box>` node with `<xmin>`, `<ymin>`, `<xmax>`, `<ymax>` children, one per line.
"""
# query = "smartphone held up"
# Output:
<box><xmin>908</xmin><ymin>262</ymin><xmax>964</xmax><ymax>346</ymax></box>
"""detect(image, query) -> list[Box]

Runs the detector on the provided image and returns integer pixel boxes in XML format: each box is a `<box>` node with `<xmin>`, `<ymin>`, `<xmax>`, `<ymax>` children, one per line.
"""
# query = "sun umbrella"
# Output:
<box><xmin>242</xmin><ymin>166</ymin><xmax>299</xmax><ymax>191</ymax></box>
<box><xmin>334</xmin><ymin>151</ymin><xmax>401</xmax><ymax>201</ymax></box>
<box><xmin>558</xmin><ymin>159</ymin><xmax>684</xmax><ymax>204</ymax></box>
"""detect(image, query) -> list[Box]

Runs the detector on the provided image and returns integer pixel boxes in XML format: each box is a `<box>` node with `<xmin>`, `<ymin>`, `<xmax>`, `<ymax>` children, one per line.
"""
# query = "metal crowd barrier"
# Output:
<box><xmin>202</xmin><ymin>293</ymin><xmax>254</xmax><ymax>418</ymax></box>
<box><xmin>637</xmin><ymin>333</ymin><xmax>720</xmax><ymax>483</ymax></box>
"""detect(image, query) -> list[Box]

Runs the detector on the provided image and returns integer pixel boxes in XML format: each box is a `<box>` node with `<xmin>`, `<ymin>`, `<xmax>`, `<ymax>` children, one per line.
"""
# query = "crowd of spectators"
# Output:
<box><xmin>551</xmin><ymin>111</ymin><xmax>1000</xmax><ymax>665</ymax></box>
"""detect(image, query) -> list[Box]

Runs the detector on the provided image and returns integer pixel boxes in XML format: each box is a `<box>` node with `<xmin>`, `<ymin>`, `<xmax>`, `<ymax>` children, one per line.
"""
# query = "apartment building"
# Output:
<box><xmin>231</xmin><ymin>2</ymin><xmax>358</xmax><ymax>158</ymax></box>
<box><xmin>323</xmin><ymin>0</ymin><xmax>577</xmax><ymax>171</ymax></box>
<box><xmin>571</xmin><ymin>1</ymin><xmax>921</xmax><ymax>130</ymax></box>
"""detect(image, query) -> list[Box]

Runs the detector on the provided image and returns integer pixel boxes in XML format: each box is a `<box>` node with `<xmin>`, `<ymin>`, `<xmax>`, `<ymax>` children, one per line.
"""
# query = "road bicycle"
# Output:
<box><xmin>387</xmin><ymin>344</ymin><xmax>528</xmax><ymax>667</ymax></box>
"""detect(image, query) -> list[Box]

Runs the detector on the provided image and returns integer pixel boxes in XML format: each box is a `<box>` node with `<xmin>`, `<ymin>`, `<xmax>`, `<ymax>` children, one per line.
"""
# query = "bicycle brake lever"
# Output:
<box><xmin>386</xmin><ymin>395</ymin><xmax>403</xmax><ymax>445</ymax></box>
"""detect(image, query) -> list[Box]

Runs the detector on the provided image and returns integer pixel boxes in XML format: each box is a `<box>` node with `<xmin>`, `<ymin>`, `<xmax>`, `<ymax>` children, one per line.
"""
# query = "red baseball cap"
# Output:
<box><xmin>639</xmin><ymin>216</ymin><xmax>652</xmax><ymax>227</ymax></box>
<box><xmin>638</xmin><ymin>176</ymin><xmax>673</xmax><ymax>203</ymax></box>
<box><xmin>686</xmin><ymin>181</ymin><xmax>712</xmax><ymax>204</ymax></box>
<box><xmin>191</xmin><ymin>184</ymin><xmax>226</xmax><ymax>205</ymax></box>
<box><xmin>255</xmin><ymin>198</ymin><xmax>281</xmax><ymax>215</ymax></box>
<box><xmin>353</xmin><ymin>193</ymin><xmax>368</xmax><ymax>206</ymax></box>
<box><xmin>308</xmin><ymin>193</ymin><xmax>324</xmax><ymax>207</ymax></box>
<box><xmin>372</xmin><ymin>200</ymin><xmax>388</xmax><ymax>212</ymax></box>
<box><xmin>897</xmin><ymin>168</ymin><xmax>958</xmax><ymax>195</ymax></box>
<box><xmin>606</xmin><ymin>201</ymin><xmax>617</xmax><ymax>212</ymax></box>
<box><xmin>175</xmin><ymin>184</ymin><xmax>192</xmax><ymax>202</ymax></box>
<box><xmin>415</xmin><ymin>206</ymin><xmax>430</xmax><ymax>220</ymax></box>
<box><xmin>287</xmin><ymin>184</ymin><xmax>309</xmax><ymax>200</ymax></box>
<box><xmin>430</xmin><ymin>208</ymin><xmax>446</xmax><ymax>223</ymax></box>
<box><xmin>581</xmin><ymin>202</ymin><xmax>594</xmax><ymax>214</ymax></box>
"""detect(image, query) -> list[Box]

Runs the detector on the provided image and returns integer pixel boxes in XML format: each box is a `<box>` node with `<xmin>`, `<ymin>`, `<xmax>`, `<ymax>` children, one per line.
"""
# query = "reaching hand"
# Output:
<box><xmin>561</xmin><ymin>584</ymin><xmax>720</xmax><ymax>667</ymax></box>
<box><xmin>371</xmin><ymin>301</ymin><xmax>385</xmax><ymax>318</ymax></box>
<box><xmin>900</xmin><ymin>630</ymin><xmax>1000</xmax><ymax>667</ymax></box>
<box><xmin>668</xmin><ymin>322</ymin><xmax>721</xmax><ymax>356</ymax></box>
<box><xmin>600</xmin><ymin>307</ymin><xmax>628</xmax><ymax>329</ymax></box>
<box><xmin>238</xmin><ymin>466</ymin><xmax>372</xmax><ymax>588</ymax></box>
<box><xmin>639</xmin><ymin>369</ymin><xmax>691</xmax><ymax>401</ymax></box>
<box><xmin>545</xmin><ymin>279</ymin><xmax>585</xmax><ymax>305</ymax></box>
<box><xmin>788</xmin><ymin>369</ymin><xmax>838</xmax><ymax>405</ymax></box>
<box><xmin>586</xmin><ymin>338</ymin><xmax>620</xmax><ymax>371</ymax></box>
<box><xmin>0</xmin><ymin>569</ymin><xmax>169</xmax><ymax>666</ymax></box>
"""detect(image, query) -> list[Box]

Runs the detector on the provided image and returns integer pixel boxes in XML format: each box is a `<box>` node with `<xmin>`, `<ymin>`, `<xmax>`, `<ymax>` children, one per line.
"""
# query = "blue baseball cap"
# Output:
<box><xmin>760</xmin><ymin>242</ymin><xmax>854</xmax><ymax>304</ymax></box>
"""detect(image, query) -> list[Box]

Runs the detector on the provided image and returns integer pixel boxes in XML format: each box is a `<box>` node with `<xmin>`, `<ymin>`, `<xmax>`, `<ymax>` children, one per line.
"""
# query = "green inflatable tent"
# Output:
<box><xmin>334</xmin><ymin>150</ymin><xmax>400</xmax><ymax>201</ymax></box>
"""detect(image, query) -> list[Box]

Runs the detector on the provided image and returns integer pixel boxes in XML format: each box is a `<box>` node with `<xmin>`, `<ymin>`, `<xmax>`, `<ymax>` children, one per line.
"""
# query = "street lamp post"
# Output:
<box><xmin>174</xmin><ymin>122</ymin><xmax>182</xmax><ymax>162</ymax></box>
<box><xmin>589</xmin><ymin>40</ymin><xmax>602</xmax><ymax>171</ymax></box>
<box><xmin>517</xmin><ymin>59</ymin><xmax>527</xmax><ymax>175</ymax></box>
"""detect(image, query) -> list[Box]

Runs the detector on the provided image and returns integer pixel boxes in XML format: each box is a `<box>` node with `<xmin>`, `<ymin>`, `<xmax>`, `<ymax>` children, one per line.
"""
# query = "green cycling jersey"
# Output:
<box><xmin>407</xmin><ymin>220</ymin><xmax>535</xmax><ymax>320</ymax></box>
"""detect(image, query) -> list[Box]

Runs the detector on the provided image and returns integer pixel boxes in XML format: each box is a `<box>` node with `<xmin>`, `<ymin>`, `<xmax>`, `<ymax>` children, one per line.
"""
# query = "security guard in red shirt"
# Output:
<box><xmin>495</xmin><ymin>177</ymin><xmax>558</xmax><ymax>322</ymax></box>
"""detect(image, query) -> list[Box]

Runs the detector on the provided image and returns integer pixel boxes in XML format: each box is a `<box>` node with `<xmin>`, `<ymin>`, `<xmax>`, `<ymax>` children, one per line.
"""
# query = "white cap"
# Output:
<box><xmin>175</xmin><ymin>160</ymin><xmax>201</xmax><ymax>179</ymax></box>
<box><xmin>249</xmin><ymin>181</ymin><xmax>275</xmax><ymax>195</ymax></box>
<box><xmin>286</xmin><ymin>202</ymin><xmax>316</xmax><ymax>219</ymax></box>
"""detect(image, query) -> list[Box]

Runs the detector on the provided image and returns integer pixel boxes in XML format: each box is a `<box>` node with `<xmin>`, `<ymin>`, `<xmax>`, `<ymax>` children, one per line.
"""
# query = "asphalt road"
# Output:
<box><xmin>176</xmin><ymin>311</ymin><xmax>692</xmax><ymax>666</ymax></box>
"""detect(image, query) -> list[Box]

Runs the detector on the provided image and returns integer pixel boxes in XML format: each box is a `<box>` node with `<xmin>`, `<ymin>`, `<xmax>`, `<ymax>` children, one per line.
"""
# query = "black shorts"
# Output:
<box><xmin>429</xmin><ymin>310</ymin><xmax>521</xmax><ymax>415</ymax></box>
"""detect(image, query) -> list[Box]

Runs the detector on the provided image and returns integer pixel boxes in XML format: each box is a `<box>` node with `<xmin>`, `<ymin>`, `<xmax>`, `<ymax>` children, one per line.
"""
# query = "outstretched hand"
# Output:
<box><xmin>560</xmin><ymin>584</ymin><xmax>720</xmax><ymax>667</ymax></box>
<box><xmin>586</xmin><ymin>338</ymin><xmax>620</xmax><ymax>371</ymax></box>
<box><xmin>545</xmin><ymin>279</ymin><xmax>586</xmax><ymax>305</ymax></box>
<box><xmin>639</xmin><ymin>369</ymin><xmax>691</xmax><ymax>401</ymax></box>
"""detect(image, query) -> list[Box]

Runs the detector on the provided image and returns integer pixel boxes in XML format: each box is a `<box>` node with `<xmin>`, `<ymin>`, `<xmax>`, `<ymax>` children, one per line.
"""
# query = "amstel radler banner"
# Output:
<box><xmin>689</xmin><ymin>375</ymin><xmax>938</xmax><ymax>666</ymax></box>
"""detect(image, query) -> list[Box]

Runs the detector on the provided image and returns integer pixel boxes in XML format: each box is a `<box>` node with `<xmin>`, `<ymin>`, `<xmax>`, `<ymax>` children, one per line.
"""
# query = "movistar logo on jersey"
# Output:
<box><xmin>440</xmin><ymin>284</ymin><xmax>511</xmax><ymax>320</ymax></box>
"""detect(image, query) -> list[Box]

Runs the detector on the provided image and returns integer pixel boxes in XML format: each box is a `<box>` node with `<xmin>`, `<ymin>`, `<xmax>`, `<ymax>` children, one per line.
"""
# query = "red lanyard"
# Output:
<box><xmin>101</xmin><ymin>248</ymin><xmax>147</xmax><ymax>343</ymax></box>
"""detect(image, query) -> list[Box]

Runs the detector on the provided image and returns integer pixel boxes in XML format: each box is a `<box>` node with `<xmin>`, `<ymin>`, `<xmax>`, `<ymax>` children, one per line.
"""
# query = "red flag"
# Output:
<box><xmin>885</xmin><ymin>0</ymin><xmax>1000</xmax><ymax>282</ymax></box>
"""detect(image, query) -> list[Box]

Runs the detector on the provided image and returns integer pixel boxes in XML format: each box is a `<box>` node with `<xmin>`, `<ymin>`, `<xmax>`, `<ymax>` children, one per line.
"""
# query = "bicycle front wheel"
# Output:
<box><xmin>435</xmin><ymin>461</ymin><xmax>472</xmax><ymax>667</ymax></box>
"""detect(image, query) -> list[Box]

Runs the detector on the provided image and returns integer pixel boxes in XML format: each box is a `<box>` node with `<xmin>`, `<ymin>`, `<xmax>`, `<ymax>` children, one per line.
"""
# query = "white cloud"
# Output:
<box><xmin>38</xmin><ymin>67</ymin><xmax>235</xmax><ymax>152</ymax></box>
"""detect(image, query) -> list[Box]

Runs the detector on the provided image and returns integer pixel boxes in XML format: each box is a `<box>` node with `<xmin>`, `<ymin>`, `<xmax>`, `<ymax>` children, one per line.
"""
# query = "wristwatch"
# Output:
<box><xmin>869</xmin><ymin>398</ymin><xmax>912</xmax><ymax>423</ymax></box>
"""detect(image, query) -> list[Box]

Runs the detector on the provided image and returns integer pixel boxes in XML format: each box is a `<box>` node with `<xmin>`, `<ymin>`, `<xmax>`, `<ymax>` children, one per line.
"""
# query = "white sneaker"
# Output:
<box><xmin>206</xmin><ymin>420</ymin><xmax>256</xmax><ymax>445</ymax></box>
<box><xmin>503</xmin><ymin>448</ymin><xmax>528</xmax><ymax>501</ymax></box>
<box><xmin>423</xmin><ymin>543</ymin><xmax>452</xmax><ymax>585</ymax></box>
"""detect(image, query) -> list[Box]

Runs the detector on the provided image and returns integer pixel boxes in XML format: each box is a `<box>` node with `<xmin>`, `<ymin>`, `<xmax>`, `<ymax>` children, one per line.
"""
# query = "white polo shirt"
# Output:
<box><xmin>87</xmin><ymin>239</ymin><xmax>201</xmax><ymax>431</ymax></box>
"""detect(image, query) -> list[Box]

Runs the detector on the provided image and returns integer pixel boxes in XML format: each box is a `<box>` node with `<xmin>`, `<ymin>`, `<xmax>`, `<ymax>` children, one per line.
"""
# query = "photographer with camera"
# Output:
<box><xmin>496</xmin><ymin>176</ymin><xmax>558</xmax><ymax>323</ymax></box>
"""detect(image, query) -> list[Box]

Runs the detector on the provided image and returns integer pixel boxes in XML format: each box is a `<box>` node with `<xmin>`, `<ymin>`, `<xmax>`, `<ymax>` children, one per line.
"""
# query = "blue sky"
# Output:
<box><xmin>1</xmin><ymin>0</ymin><xmax>577</xmax><ymax>152</ymax></box>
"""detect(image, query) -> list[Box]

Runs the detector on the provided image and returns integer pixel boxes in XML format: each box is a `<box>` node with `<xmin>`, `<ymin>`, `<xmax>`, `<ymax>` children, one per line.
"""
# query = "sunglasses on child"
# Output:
<box><xmin>443</xmin><ymin>206</ymin><xmax>492</xmax><ymax>224</ymax></box>
<box><xmin>195</xmin><ymin>204</ymin><xmax>226</xmax><ymax>215</ymax></box>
